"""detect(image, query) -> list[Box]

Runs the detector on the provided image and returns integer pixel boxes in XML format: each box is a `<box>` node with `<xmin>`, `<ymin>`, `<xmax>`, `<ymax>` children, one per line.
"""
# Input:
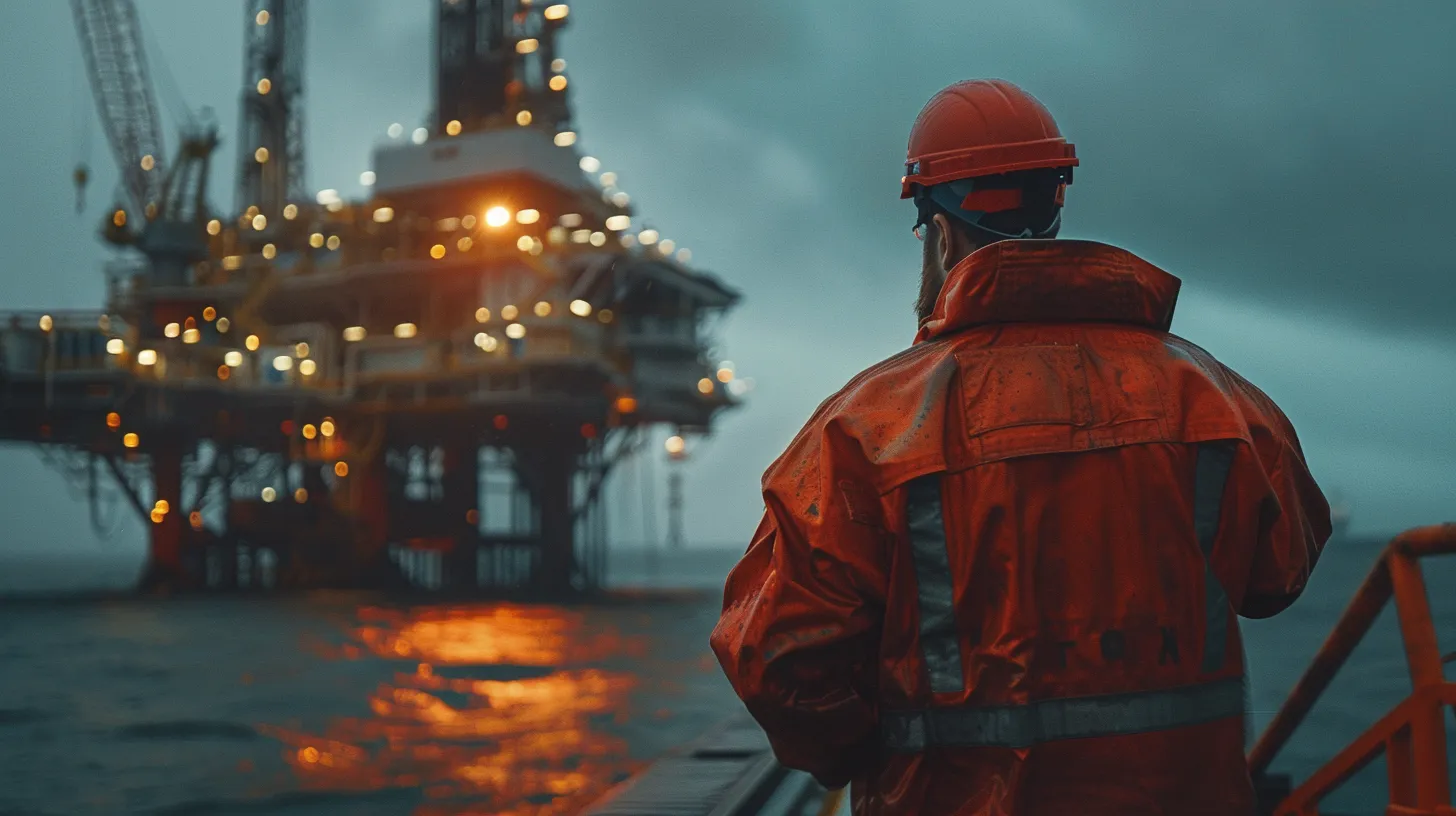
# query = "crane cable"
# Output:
<box><xmin>71</xmin><ymin>33</ymin><xmax>93</xmax><ymax>214</ymax></box>
<box><xmin>136</xmin><ymin>8</ymin><xmax>194</xmax><ymax>135</ymax></box>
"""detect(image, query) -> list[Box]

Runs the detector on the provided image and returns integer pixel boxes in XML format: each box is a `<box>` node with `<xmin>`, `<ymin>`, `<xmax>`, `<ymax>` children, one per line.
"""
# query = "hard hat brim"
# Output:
<box><xmin>901</xmin><ymin>139</ymin><xmax>1078</xmax><ymax>199</ymax></box>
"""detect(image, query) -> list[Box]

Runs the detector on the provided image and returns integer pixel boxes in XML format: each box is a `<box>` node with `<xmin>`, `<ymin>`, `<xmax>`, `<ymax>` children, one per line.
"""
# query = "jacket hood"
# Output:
<box><xmin>915</xmin><ymin>239</ymin><xmax>1182</xmax><ymax>343</ymax></box>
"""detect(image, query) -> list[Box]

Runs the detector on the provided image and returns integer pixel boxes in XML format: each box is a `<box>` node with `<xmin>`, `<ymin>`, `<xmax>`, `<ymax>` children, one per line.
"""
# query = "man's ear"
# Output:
<box><xmin>933</xmin><ymin>212</ymin><xmax>960</xmax><ymax>270</ymax></box>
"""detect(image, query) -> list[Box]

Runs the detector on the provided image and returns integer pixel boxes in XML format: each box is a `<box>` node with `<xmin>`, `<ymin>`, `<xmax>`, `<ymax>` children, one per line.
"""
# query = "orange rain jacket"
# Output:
<box><xmin>711</xmin><ymin>240</ymin><xmax>1332</xmax><ymax>815</ymax></box>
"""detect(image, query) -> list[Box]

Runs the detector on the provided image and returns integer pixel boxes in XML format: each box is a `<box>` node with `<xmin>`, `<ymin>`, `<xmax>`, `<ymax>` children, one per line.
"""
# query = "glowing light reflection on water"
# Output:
<box><xmin>260</xmin><ymin>604</ymin><xmax>652</xmax><ymax>815</ymax></box>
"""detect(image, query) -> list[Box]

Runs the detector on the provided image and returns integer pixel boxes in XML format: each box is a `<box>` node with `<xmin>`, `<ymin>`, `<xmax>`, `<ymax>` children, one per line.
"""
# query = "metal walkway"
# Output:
<box><xmin>585</xmin><ymin>713</ymin><xmax>830</xmax><ymax>816</ymax></box>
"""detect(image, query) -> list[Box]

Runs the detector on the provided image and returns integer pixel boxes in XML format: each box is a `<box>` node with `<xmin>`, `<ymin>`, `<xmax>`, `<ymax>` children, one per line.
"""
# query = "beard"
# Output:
<box><xmin>915</xmin><ymin>239</ymin><xmax>946</xmax><ymax>323</ymax></box>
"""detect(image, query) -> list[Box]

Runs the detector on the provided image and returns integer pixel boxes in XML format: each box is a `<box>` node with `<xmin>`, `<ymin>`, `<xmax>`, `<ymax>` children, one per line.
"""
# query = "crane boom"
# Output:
<box><xmin>71</xmin><ymin>0</ymin><xmax>166</xmax><ymax>215</ymax></box>
<box><xmin>237</xmin><ymin>0</ymin><xmax>306</xmax><ymax>217</ymax></box>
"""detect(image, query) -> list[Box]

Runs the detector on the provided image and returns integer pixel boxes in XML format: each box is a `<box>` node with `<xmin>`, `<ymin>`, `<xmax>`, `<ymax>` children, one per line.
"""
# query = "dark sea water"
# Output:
<box><xmin>0</xmin><ymin>535</ymin><xmax>1451</xmax><ymax>815</ymax></box>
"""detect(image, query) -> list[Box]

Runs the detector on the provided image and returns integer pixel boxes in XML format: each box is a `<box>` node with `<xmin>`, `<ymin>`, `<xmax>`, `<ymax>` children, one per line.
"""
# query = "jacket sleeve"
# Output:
<box><xmin>709</xmin><ymin>432</ymin><xmax>889</xmax><ymax>789</ymax></box>
<box><xmin>1228</xmin><ymin>373</ymin><xmax>1333</xmax><ymax>618</ymax></box>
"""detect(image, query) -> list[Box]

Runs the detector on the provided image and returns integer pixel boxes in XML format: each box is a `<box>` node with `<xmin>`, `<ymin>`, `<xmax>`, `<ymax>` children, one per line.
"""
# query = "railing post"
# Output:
<box><xmin>1387</xmin><ymin>723</ymin><xmax>1415</xmax><ymax>806</ymax></box>
<box><xmin>1387</xmin><ymin>545</ymin><xmax>1452</xmax><ymax>809</ymax></box>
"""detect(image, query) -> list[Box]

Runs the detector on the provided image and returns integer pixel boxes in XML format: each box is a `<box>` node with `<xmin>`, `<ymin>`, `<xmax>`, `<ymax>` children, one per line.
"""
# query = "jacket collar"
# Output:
<box><xmin>914</xmin><ymin>239</ymin><xmax>1182</xmax><ymax>343</ymax></box>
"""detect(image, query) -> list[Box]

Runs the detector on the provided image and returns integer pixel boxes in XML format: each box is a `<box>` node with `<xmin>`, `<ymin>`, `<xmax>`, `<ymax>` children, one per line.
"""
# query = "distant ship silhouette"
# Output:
<box><xmin>1329</xmin><ymin>491</ymin><xmax>1353</xmax><ymax>539</ymax></box>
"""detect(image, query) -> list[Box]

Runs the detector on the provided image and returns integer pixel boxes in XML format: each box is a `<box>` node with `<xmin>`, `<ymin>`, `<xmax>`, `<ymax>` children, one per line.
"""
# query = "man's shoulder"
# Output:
<box><xmin>1220</xmin><ymin>366</ymin><xmax>1298</xmax><ymax>442</ymax></box>
<box><xmin>1164</xmin><ymin>333</ymin><xmax>1295</xmax><ymax>436</ymax></box>
<box><xmin>762</xmin><ymin>341</ymin><xmax>957</xmax><ymax>489</ymax></box>
<box><xmin>807</xmin><ymin>341</ymin><xmax>957</xmax><ymax>431</ymax></box>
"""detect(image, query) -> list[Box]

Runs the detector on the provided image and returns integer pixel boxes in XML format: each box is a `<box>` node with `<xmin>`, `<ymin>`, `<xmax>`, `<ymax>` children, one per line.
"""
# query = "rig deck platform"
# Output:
<box><xmin>585</xmin><ymin>713</ymin><xmax>831</xmax><ymax>816</ymax></box>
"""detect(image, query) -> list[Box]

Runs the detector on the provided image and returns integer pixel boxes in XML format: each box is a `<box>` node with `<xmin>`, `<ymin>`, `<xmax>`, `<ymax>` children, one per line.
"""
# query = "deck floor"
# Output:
<box><xmin>584</xmin><ymin>714</ymin><xmax>827</xmax><ymax>816</ymax></box>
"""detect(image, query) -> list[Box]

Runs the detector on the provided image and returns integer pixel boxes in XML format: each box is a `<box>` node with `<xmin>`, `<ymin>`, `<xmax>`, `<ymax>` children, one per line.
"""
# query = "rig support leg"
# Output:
<box><xmin>141</xmin><ymin>444</ymin><xmax>185</xmax><ymax>591</ymax></box>
<box><xmin>538</xmin><ymin>448</ymin><xmax>576</xmax><ymax>594</ymax></box>
<box><xmin>445</xmin><ymin>446</ymin><xmax>480</xmax><ymax>590</ymax></box>
<box><xmin>352</xmin><ymin>452</ymin><xmax>398</xmax><ymax>588</ymax></box>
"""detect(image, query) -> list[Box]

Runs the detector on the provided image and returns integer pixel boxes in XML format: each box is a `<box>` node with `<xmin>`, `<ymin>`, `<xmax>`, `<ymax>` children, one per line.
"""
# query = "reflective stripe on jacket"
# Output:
<box><xmin>710</xmin><ymin>239</ymin><xmax>1332</xmax><ymax>816</ymax></box>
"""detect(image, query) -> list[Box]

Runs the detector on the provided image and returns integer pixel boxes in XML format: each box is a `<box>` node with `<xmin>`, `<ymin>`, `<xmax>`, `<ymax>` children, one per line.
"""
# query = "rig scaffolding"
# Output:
<box><xmin>0</xmin><ymin>0</ymin><xmax>740</xmax><ymax>594</ymax></box>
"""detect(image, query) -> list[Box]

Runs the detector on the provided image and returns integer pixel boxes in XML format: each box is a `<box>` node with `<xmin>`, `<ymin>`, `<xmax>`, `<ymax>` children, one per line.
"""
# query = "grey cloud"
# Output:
<box><xmin>1</xmin><ymin>1</ymin><xmax>1451</xmax><ymax>563</ymax></box>
<box><xmin>568</xmin><ymin>0</ymin><xmax>1456</xmax><ymax>341</ymax></box>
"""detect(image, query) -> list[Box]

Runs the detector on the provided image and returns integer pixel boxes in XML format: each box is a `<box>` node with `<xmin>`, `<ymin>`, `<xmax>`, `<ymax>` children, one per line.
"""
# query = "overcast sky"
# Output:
<box><xmin>0</xmin><ymin>1</ymin><xmax>1452</xmax><ymax>572</ymax></box>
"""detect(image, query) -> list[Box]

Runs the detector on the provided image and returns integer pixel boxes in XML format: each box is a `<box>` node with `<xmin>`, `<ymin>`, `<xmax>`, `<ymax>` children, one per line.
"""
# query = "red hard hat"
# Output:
<box><xmin>901</xmin><ymin>79</ymin><xmax>1078</xmax><ymax>200</ymax></box>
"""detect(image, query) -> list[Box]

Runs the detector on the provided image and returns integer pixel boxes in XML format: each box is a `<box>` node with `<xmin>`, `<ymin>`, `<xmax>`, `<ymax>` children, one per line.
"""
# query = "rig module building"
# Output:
<box><xmin>0</xmin><ymin>0</ymin><xmax>740</xmax><ymax>593</ymax></box>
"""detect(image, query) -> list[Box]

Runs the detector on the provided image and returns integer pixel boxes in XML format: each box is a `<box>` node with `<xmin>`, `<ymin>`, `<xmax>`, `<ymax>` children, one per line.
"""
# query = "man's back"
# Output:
<box><xmin>712</xmin><ymin>240</ymin><xmax>1332</xmax><ymax>815</ymax></box>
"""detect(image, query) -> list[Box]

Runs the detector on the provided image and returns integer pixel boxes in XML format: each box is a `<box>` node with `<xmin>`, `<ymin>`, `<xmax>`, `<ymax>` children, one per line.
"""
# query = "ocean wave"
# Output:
<box><xmin>148</xmin><ymin>787</ymin><xmax>422</xmax><ymax>816</ymax></box>
<box><xmin>116</xmin><ymin>720</ymin><xmax>258</xmax><ymax>741</ymax></box>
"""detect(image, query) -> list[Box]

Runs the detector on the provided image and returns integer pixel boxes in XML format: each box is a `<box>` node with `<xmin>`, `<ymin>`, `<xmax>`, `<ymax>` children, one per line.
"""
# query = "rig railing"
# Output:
<box><xmin>1249</xmin><ymin>523</ymin><xmax>1456</xmax><ymax>816</ymax></box>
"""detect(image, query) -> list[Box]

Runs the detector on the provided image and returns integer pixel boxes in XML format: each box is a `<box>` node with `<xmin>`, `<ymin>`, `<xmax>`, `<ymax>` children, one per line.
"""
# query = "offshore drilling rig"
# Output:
<box><xmin>0</xmin><ymin>0</ymin><xmax>740</xmax><ymax>593</ymax></box>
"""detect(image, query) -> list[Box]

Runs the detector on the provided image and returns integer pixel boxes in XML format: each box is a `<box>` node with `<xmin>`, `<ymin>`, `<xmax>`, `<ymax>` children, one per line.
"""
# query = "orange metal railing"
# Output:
<box><xmin>1248</xmin><ymin>523</ymin><xmax>1456</xmax><ymax>816</ymax></box>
